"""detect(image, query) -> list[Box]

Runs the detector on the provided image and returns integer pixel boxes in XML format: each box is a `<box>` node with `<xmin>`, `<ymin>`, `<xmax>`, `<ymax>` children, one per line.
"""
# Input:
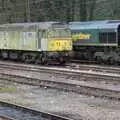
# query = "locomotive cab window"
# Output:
<box><xmin>48</xmin><ymin>29</ymin><xmax>71</xmax><ymax>38</ymax></box>
<box><xmin>99</xmin><ymin>32</ymin><xmax>107</xmax><ymax>43</ymax></box>
<box><xmin>99</xmin><ymin>32</ymin><xmax>116</xmax><ymax>43</ymax></box>
<box><xmin>108</xmin><ymin>32</ymin><xmax>116</xmax><ymax>43</ymax></box>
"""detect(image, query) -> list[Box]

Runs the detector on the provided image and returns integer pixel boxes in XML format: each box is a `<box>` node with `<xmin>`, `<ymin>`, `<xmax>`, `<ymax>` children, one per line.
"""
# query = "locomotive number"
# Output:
<box><xmin>48</xmin><ymin>40</ymin><xmax>72</xmax><ymax>51</ymax></box>
<box><xmin>56</xmin><ymin>41</ymin><xmax>68</xmax><ymax>47</ymax></box>
<box><xmin>56</xmin><ymin>42</ymin><xmax>61</xmax><ymax>46</ymax></box>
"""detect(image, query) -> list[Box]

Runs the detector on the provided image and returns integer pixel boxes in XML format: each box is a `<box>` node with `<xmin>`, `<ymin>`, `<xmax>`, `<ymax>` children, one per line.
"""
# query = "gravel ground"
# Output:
<box><xmin>0</xmin><ymin>81</ymin><xmax>120</xmax><ymax>120</ymax></box>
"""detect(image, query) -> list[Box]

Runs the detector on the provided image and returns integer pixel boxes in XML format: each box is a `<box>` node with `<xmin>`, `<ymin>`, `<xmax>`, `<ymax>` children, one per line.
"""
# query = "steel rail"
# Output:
<box><xmin>0</xmin><ymin>116</ymin><xmax>15</xmax><ymax>120</ymax></box>
<box><xmin>0</xmin><ymin>61</ymin><xmax>119</xmax><ymax>99</ymax></box>
<box><xmin>0</xmin><ymin>61</ymin><xmax>120</xmax><ymax>82</ymax></box>
<box><xmin>0</xmin><ymin>101</ymin><xmax>73</xmax><ymax>120</ymax></box>
<box><xmin>0</xmin><ymin>72</ymin><xmax>120</xmax><ymax>100</ymax></box>
<box><xmin>68</xmin><ymin>61</ymin><xmax>120</xmax><ymax>74</ymax></box>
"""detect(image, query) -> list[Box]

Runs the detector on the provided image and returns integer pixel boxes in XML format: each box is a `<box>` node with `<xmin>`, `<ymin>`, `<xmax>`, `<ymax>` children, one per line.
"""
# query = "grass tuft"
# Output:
<box><xmin>0</xmin><ymin>87</ymin><xmax>17</xmax><ymax>93</ymax></box>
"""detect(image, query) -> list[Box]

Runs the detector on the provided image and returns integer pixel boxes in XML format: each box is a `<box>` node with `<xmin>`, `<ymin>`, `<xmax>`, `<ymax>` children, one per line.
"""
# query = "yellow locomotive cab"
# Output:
<box><xmin>47</xmin><ymin>28</ymin><xmax>72</xmax><ymax>51</ymax></box>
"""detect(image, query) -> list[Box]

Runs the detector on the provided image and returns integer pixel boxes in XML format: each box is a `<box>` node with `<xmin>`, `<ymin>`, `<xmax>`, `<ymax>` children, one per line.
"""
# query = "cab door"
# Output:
<box><xmin>38</xmin><ymin>30</ymin><xmax>42</xmax><ymax>50</ymax></box>
<box><xmin>38</xmin><ymin>30</ymin><xmax>47</xmax><ymax>51</ymax></box>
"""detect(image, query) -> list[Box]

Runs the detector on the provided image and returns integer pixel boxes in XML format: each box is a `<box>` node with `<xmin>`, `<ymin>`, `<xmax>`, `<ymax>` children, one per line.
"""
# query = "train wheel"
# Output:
<box><xmin>21</xmin><ymin>53</ymin><xmax>36</xmax><ymax>63</ymax></box>
<box><xmin>108</xmin><ymin>57</ymin><xmax>115</xmax><ymax>65</ymax></box>
<box><xmin>21</xmin><ymin>55</ymin><xmax>28</xmax><ymax>63</ymax></box>
<box><xmin>35</xmin><ymin>53</ymin><xmax>48</xmax><ymax>65</ymax></box>
<box><xmin>59</xmin><ymin>57</ymin><xmax>65</xmax><ymax>65</ymax></box>
<box><xmin>1</xmin><ymin>51</ymin><xmax>9</xmax><ymax>60</ymax></box>
<box><xmin>96</xmin><ymin>56</ymin><xmax>103</xmax><ymax>64</ymax></box>
<box><xmin>21</xmin><ymin>54</ymin><xmax>30</xmax><ymax>63</ymax></box>
<box><xmin>41</xmin><ymin>53</ymin><xmax>48</xmax><ymax>65</ymax></box>
<box><xmin>41</xmin><ymin>57</ymin><xmax>46</xmax><ymax>65</ymax></box>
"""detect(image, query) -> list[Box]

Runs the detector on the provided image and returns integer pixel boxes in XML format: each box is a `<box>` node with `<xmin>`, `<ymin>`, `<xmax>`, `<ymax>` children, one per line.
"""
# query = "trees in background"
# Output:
<box><xmin>88</xmin><ymin>0</ymin><xmax>96</xmax><ymax>20</ymax></box>
<box><xmin>0</xmin><ymin>0</ymin><xmax>120</xmax><ymax>23</ymax></box>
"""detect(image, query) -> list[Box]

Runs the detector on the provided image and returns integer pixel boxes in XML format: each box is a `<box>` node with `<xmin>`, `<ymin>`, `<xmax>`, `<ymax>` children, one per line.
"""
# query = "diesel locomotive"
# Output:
<box><xmin>0</xmin><ymin>22</ymin><xmax>72</xmax><ymax>64</ymax></box>
<box><xmin>69</xmin><ymin>20</ymin><xmax>120</xmax><ymax>64</ymax></box>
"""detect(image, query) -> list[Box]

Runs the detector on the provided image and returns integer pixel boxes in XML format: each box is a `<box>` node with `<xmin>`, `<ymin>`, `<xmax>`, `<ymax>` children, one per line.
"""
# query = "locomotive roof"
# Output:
<box><xmin>0</xmin><ymin>22</ymin><xmax>67</xmax><ymax>29</ymax></box>
<box><xmin>69</xmin><ymin>20</ymin><xmax>120</xmax><ymax>30</ymax></box>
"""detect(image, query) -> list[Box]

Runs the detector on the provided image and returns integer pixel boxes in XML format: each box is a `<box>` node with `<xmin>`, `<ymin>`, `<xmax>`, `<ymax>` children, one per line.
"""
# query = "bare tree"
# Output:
<box><xmin>79</xmin><ymin>0</ymin><xmax>87</xmax><ymax>21</ymax></box>
<box><xmin>71</xmin><ymin>0</ymin><xmax>76</xmax><ymax>21</ymax></box>
<box><xmin>88</xmin><ymin>0</ymin><xmax>96</xmax><ymax>20</ymax></box>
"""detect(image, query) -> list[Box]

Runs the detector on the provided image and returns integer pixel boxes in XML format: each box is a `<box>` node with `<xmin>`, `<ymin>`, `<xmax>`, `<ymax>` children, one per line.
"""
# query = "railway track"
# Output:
<box><xmin>0</xmin><ymin>116</ymin><xmax>14</xmax><ymax>120</ymax></box>
<box><xmin>0</xmin><ymin>61</ymin><xmax>119</xmax><ymax>100</ymax></box>
<box><xmin>0</xmin><ymin>60</ymin><xmax>120</xmax><ymax>76</ymax></box>
<box><xmin>0</xmin><ymin>61</ymin><xmax>120</xmax><ymax>83</ymax></box>
<box><xmin>0</xmin><ymin>65</ymin><xmax>119</xmax><ymax>100</ymax></box>
<box><xmin>0</xmin><ymin>72</ymin><xmax>120</xmax><ymax>100</ymax></box>
<box><xmin>0</xmin><ymin>101</ymin><xmax>72</xmax><ymax>120</ymax></box>
<box><xmin>69</xmin><ymin>60</ymin><xmax>120</xmax><ymax>74</ymax></box>
<box><xmin>0</xmin><ymin>60</ymin><xmax>120</xmax><ymax>77</ymax></box>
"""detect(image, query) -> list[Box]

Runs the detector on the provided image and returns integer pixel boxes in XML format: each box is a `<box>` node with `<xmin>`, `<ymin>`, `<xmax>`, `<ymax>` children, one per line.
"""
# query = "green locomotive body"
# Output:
<box><xmin>69</xmin><ymin>20</ymin><xmax>120</xmax><ymax>64</ymax></box>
